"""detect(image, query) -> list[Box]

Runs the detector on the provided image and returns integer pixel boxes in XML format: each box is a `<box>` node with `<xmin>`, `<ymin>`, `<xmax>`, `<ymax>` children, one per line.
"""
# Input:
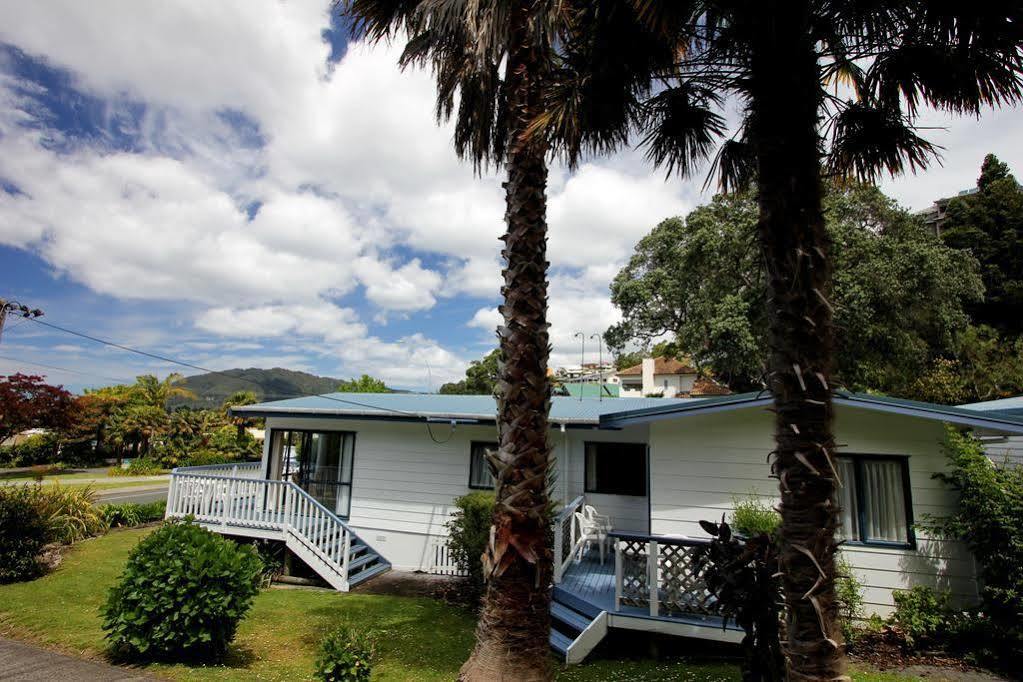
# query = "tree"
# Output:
<box><xmin>220</xmin><ymin>390</ymin><xmax>260</xmax><ymax>438</ymax></box>
<box><xmin>135</xmin><ymin>373</ymin><xmax>196</xmax><ymax>409</ymax></box>
<box><xmin>607</xmin><ymin>184</ymin><xmax>984</xmax><ymax>394</ymax></box>
<box><xmin>336</xmin><ymin>375</ymin><xmax>390</xmax><ymax>393</ymax></box>
<box><xmin>544</xmin><ymin>5</ymin><xmax>1023</xmax><ymax>677</ymax></box>
<box><xmin>439</xmin><ymin>350</ymin><xmax>500</xmax><ymax>395</ymax></box>
<box><xmin>942</xmin><ymin>154</ymin><xmax>1023</xmax><ymax>335</ymax></box>
<box><xmin>913</xmin><ymin>325</ymin><xmax>1023</xmax><ymax>404</ymax></box>
<box><xmin>0</xmin><ymin>374</ymin><xmax>74</xmax><ymax>446</ymax></box>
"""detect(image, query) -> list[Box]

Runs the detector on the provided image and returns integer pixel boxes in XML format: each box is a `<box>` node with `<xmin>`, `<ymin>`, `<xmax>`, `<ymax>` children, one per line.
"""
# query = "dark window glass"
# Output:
<box><xmin>469</xmin><ymin>442</ymin><xmax>497</xmax><ymax>489</ymax></box>
<box><xmin>584</xmin><ymin>442</ymin><xmax>647</xmax><ymax>496</ymax></box>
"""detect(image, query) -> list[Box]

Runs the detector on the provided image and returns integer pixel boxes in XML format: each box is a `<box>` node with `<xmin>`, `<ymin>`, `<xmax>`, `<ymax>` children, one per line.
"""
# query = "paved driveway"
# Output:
<box><xmin>0</xmin><ymin>637</ymin><xmax>155</xmax><ymax>681</ymax></box>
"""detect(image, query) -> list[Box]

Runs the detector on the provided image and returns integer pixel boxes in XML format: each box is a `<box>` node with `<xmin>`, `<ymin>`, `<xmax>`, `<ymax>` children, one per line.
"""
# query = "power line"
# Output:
<box><xmin>24</xmin><ymin>316</ymin><xmax>423</xmax><ymax>418</ymax></box>
<box><xmin>0</xmin><ymin>354</ymin><xmax>135</xmax><ymax>385</ymax></box>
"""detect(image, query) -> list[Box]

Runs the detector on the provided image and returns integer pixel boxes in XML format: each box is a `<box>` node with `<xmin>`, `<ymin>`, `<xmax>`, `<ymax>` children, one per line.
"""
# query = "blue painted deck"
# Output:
<box><xmin>555</xmin><ymin>548</ymin><xmax>742</xmax><ymax>636</ymax></box>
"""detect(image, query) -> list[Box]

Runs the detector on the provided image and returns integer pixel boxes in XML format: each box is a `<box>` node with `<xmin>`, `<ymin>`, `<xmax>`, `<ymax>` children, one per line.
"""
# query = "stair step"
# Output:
<box><xmin>549</xmin><ymin>630</ymin><xmax>572</xmax><ymax>657</ymax></box>
<box><xmin>347</xmin><ymin>562</ymin><xmax>390</xmax><ymax>588</ymax></box>
<box><xmin>551</xmin><ymin>601</ymin><xmax>591</xmax><ymax>634</ymax></box>
<box><xmin>347</xmin><ymin>553</ymin><xmax>379</xmax><ymax>573</ymax></box>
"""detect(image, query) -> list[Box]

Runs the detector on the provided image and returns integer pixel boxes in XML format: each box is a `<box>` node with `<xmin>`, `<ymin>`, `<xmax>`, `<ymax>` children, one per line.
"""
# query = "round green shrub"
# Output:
<box><xmin>0</xmin><ymin>486</ymin><xmax>49</xmax><ymax>583</ymax></box>
<box><xmin>314</xmin><ymin>625</ymin><xmax>375</xmax><ymax>682</ymax></box>
<box><xmin>445</xmin><ymin>491</ymin><xmax>495</xmax><ymax>602</ymax></box>
<box><xmin>102</xmin><ymin>519</ymin><xmax>262</xmax><ymax>661</ymax></box>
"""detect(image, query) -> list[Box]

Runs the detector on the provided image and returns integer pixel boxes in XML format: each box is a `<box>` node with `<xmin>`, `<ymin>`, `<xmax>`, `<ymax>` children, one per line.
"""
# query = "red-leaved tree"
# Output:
<box><xmin>0</xmin><ymin>374</ymin><xmax>74</xmax><ymax>445</ymax></box>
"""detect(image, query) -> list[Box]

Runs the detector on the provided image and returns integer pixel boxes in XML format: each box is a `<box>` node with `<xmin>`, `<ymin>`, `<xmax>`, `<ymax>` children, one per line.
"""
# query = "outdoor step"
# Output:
<box><xmin>549</xmin><ymin>630</ymin><xmax>572</xmax><ymax>657</ymax></box>
<box><xmin>347</xmin><ymin>562</ymin><xmax>390</xmax><ymax>588</ymax></box>
<box><xmin>346</xmin><ymin>553</ymin><xmax>380</xmax><ymax>573</ymax></box>
<box><xmin>551</xmin><ymin>601</ymin><xmax>591</xmax><ymax>634</ymax></box>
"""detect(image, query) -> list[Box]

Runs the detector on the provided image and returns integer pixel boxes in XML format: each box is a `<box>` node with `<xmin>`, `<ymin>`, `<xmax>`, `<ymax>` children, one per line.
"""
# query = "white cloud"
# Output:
<box><xmin>195</xmin><ymin>302</ymin><xmax>366</xmax><ymax>343</ymax></box>
<box><xmin>467</xmin><ymin>307</ymin><xmax>501</xmax><ymax>334</ymax></box>
<box><xmin>353</xmin><ymin>257</ymin><xmax>443</xmax><ymax>312</ymax></box>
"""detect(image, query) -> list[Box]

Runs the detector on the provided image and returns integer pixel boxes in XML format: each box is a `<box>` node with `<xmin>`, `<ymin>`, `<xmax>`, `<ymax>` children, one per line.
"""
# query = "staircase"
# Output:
<box><xmin>166</xmin><ymin>464</ymin><xmax>390</xmax><ymax>591</ymax></box>
<box><xmin>549</xmin><ymin>589</ymin><xmax>608</xmax><ymax>664</ymax></box>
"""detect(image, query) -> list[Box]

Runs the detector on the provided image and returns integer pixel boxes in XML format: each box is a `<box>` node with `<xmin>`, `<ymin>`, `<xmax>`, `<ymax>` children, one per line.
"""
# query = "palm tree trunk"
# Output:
<box><xmin>459</xmin><ymin>2</ymin><xmax>553</xmax><ymax>680</ymax></box>
<box><xmin>749</xmin><ymin>2</ymin><xmax>846</xmax><ymax>679</ymax></box>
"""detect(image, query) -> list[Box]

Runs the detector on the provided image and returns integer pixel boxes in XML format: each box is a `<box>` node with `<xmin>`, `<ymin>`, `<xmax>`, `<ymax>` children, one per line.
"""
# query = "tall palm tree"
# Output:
<box><xmin>221</xmin><ymin>390</ymin><xmax>259</xmax><ymax>438</ymax></box>
<box><xmin>544</xmin><ymin>3</ymin><xmax>1022</xmax><ymax>678</ymax></box>
<box><xmin>135</xmin><ymin>373</ymin><xmax>196</xmax><ymax>409</ymax></box>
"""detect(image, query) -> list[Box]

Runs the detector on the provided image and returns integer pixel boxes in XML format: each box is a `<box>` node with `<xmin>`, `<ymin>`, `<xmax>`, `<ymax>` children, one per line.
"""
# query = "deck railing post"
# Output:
<box><xmin>283</xmin><ymin>484</ymin><xmax>292</xmax><ymax>532</ymax></box>
<box><xmin>223</xmin><ymin>478</ymin><xmax>234</xmax><ymax>527</ymax></box>
<box><xmin>554</xmin><ymin>514</ymin><xmax>564</xmax><ymax>584</ymax></box>
<box><xmin>648</xmin><ymin>539</ymin><xmax>659</xmax><ymax>618</ymax></box>
<box><xmin>165</xmin><ymin>474</ymin><xmax>177</xmax><ymax>519</ymax></box>
<box><xmin>614</xmin><ymin>538</ymin><xmax>623</xmax><ymax>612</ymax></box>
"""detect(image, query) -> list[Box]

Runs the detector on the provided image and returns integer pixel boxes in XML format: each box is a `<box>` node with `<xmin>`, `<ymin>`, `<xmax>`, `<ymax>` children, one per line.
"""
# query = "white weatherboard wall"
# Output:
<box><xmin>261</xmin><ymin>417</ymin><xmax>649</xmax><ymax>571</ymax></box>
<box><xmin>648</xmin><ymin>405</ymin><xmax>977</xmax><ymax>618</ymax></box>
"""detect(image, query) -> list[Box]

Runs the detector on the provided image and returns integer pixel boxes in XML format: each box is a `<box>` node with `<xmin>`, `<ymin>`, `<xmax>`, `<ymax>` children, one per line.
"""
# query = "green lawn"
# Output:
<box><xmin>0</xmin><ymin>528</ymin><xmax>916</xmax><ymax>681</ymax></box>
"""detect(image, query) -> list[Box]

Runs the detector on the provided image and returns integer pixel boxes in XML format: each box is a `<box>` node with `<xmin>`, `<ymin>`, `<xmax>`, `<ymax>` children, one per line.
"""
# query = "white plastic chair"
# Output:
<box><xmin>582</xmin><ymin>505</ymin><xmax>613</xmax><ymax>534</ymax></box>
<box><xmin>575</xmin><ymin>511</ymin><xmax>609</xmax><ymax>565</ymax></box>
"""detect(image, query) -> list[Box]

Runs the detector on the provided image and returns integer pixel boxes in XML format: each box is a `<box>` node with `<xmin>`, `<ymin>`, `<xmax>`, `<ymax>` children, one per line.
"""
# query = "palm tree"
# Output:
<box><xmin>338</xmin><ymin>2</ymin><xmax>652</xmax><ymax>678</ymax></box>
<box><xmin>135</xmin><ymin>373</ymin><xmax>196</xmax><ymax>409</ymax></box>
<box><xmin>220</xmin><ymin>390</ymin><xmax>259</xmax><ymax>438</ymax></box>
<box><xmin>543</xmin><ymin>3</ymin><xmax>1022</xmax><ymax>678</ymax></box>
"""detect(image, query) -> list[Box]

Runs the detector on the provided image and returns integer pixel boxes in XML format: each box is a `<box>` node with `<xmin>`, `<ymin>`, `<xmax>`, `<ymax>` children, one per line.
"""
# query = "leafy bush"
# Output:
<box><xmin>179</xmin><ymin>448</ymin><xmax>239</xmax><ymax>468</ymax></box>
<box><xmin>729</xmin><ymin>493</ymin><xmax>781</xmax><ymax>537</ymax></box>
<box><xmin>696</xmin><ymin>518</ymin><xmax>784</xmax><ymax>681</ymax></box>
<box><xmin>0</xmin><ymin>433</ymin><xmax>62</xmax><ymax>466</ymax></box>
<box><xmin>891</xmin><ymin>586</ymin><xmax>963</xmax><ymax>648</ymax></box>
<box><xmin>0</xmin><ymin>485</ymin><xmax>50</xmax><ymax>583</ymax></box>
<box><xmin>925</xmin><ymin>426</ymin><xmax>1023</xmax><ymax>661</ymax></box>
<box><xmin>314</xmin><ymin>624</ymin><xmax>375</xmax><ymax>682</ymax></box>
<box><xmin>100</xmin><ymin>501</ymin><xmax>166</xmax><ymax>528</ymax></box>
<box><xmin>32</xmin><ymin>484</ymin><xmax>107</xmax><ymax>544</ymax></box>
<box><xmin>835</xmin><ymin>557</ymin><xmax>865</xmax><ymax>645</ymax></box>
<box><xmin>102</xmin><ymin>520</ymin><xmax>262</xmax><ymax>661</ymax></box>
<box><xmin>109</xmin><ymin>458</ymin><xmax>165</xmax><ymax>477</ymax></box>
<box><xmin>445</xmin><ymin>491</ymin><xmax>494</xmax><ymax>603</ymax></box>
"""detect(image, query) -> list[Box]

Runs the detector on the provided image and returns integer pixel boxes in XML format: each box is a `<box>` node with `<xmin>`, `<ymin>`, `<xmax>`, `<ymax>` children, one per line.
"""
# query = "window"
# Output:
<box><xmin>837</xmin><ymin>455</ymin><xmax>913</xmax><ymax>547</ymax></box>
<box><xmin>269</xmin><ymin>429</ymin><xmax>355</xmax><ymax>518</ymax></box>
<box><xmin>584</xmin><ymin>442</ymin><xmax>647</xmax><ymax>496</ymax></box>
<box><xmin>469</xmin><ymin>442</ymin><xmax>497</xmax><ymax>489</ymax></box>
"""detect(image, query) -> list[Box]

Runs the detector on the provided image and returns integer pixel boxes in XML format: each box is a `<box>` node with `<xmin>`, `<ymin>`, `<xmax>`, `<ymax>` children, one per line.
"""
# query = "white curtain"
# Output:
<box><xmin>861</xmin><ymin>460</ymin><xmax>908</xmax><ymax>542</ymax></box>
<box><xmin>836</xmin><ymin>458</ymin><xmax>859</xmax><ymax>540</ymax></box>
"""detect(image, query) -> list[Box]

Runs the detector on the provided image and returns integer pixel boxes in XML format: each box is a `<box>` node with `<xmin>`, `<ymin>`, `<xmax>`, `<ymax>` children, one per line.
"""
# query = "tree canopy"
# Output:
<box><xmin>607</xmin><ymin>183</ymin><xmax>983</xmax><ymax>394</ymax></box>
<box><xmin>941</xmin><ymin>154</ymin><xmax>1023</xmax><ymax>335</ymax></box>
<box><xmin>439</xmin><ymin>350</ymin><xmax>500</xmax><ymax>395</ymax></box>
<box><xmin>336</xmin><ymin>375</ymin><xmax>390</xmax><ymax>393</ymax></box>
<box><xmin>0</xmin><ymin>374</ymin><xmax>74</xmax><ymax>445</ymax></box>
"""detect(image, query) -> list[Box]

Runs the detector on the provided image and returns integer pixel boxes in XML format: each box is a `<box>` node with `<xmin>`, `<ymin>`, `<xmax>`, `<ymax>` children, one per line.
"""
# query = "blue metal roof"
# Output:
<box><xmin>959</xmin><ymin>395</ymin><xmax>1023</xmax><ymax>417</ymax></box>
<box><xmin>232</xmin><ymin>390</ymin><xmax>1023</xmax><ymax>434</ymax></box>
<box><xmin>232</xmin><ymin>392</ymin><xmax>700</xmax><ymax>425</ymax></box>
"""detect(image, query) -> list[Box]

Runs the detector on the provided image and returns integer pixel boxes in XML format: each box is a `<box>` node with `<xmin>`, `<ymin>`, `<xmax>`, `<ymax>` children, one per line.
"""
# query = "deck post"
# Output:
<box><xmin>614</xmin><ymin>538</ymin><xmax>623</xmax><ymax>612</ymax></box>
<box><xmin>165</xmin><ymin>474</ymin><xmax>177</xmax><ymax>519</ymax></box>
<box><xmin>647</xmin><ymin>539</ymin><xmax>659</xmax><ymax>618</ymax></box>
<box><xmin>223</xmin><ymin>478</ymin><xmax>234</xmax><ymax>527</ymax></box>
<box><xmin>554</xmin><ymin>515</ymin><xmax>564</xmax><ymax>583</ymax></box>
<box><xmin>283</xmin><ymin>484</ymin><xmax>292</xmax><ymax>532</ymax></box>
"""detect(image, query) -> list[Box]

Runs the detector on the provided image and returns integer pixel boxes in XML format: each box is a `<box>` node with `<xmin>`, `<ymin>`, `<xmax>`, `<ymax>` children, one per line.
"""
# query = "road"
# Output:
<box><xmin>94</xmin><ymin>484</ymin><xmax>169</xmax><ymax>505</ymax></box>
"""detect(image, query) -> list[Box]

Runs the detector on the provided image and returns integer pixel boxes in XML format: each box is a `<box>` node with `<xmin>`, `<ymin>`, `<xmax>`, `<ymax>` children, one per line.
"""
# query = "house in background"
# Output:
<box><xmin>609</xmin><ymin>356</ymin><xmax>730</xmax><ymax>398</ymax></box>
<box><xmin>165</xmin><ymin>390</ymin><xmax>1023</xmax><ymax>664</ymax></box>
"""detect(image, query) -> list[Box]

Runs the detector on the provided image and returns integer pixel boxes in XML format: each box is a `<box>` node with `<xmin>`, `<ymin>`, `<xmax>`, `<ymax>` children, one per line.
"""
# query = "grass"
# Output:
<box><xmin>0</xmin><ymin>528</ymin><xmax>920</xmax><ymax>682</ymax></box>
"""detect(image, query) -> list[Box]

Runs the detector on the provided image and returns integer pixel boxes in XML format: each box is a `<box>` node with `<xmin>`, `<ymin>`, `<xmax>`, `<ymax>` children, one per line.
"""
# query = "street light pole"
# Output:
<box><xmin>573</xmin><ymin>332</ymin><xmax>585</xmax><ymax>401</ymax></box>
<box><xmin>589</xmin><ymin>334</ymin><xmax>604</xmax><ymax>401</ymax></box>
<box><xmin>0</xmin><ymin>299</ymin><xmax>44</xmax><ymax>345</ymax></box>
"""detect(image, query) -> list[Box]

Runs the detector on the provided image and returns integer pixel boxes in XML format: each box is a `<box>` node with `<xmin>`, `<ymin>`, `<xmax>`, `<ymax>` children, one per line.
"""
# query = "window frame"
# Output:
<box><xmin>838</xmin><ymin>453</ymin><xmax>916</xmax><ymax>550</ymax></box>
<box><xmin>468</xmin><ymin>441</ymin><xmax>498</xmax><ymax>490</ymax></box>
<box><xmin>583</xmin><ymin>441</ymin><xmax>648</xmax><ymax>497</ymax></box>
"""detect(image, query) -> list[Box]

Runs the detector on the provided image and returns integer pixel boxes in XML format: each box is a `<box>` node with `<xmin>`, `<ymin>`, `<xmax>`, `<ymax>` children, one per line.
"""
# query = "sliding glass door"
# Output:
<box><xmin>269</xmin><ymin>429</ymin><xmax>355</xmax><ymax>518</ymax></box>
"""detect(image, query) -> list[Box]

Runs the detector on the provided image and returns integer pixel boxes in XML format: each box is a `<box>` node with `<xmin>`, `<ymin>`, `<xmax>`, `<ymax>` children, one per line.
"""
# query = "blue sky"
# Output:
<box><xmin>2</xmin><ymin>2</ymin><xmax>1022</xmax><ymax>394</ymax></box>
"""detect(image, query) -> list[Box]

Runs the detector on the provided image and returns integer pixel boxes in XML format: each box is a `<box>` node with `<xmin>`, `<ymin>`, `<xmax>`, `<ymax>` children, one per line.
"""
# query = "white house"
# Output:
<box><xmin>165</xmin><ymin>391</ymin><xmax>1023</xmax><ymax>664</ymax></box>
<box><xmin>610</xmin><ymin>357</ymin><xmax>730</xmax><ymax>398</ymax></box>
<box><xmin>959</xmin><ymin>395</ymin><xmax>1023</xmax><ymax>467</ymax></box>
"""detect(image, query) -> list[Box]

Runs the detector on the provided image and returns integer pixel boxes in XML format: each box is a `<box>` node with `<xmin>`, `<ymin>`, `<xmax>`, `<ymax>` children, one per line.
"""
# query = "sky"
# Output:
<box><xmin>1</xmin><ymin>2</ymin><xmax>1021</xmax><ymax>394</ymax></box>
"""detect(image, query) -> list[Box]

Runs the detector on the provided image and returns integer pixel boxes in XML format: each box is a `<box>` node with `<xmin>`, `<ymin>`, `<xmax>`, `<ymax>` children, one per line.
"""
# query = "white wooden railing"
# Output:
<box><xmin>612</xmin><ymin>531</ymin><xmax>721</xmax><ymax>618</ymax></box>
<box><xmin>553</xmin><ymin>494</ymin><xmax>586</xmax><ymax>583</ymax></box>
<box><xmin>165</xmin><ymin>464</ymin><xmax>355</xmax><ymax>589</ymax></box>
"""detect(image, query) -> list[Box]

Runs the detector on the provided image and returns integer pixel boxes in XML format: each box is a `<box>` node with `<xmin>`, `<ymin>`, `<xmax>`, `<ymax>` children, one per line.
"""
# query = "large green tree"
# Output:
<box><xmin>607</xmin><ymin>184</ymin><xmax>984</xmax><ymax>394</ymax></box>
<box><xmin>336</xmin><ymin>375</ymin><xmax>390</xmax><ymax>393</ymax></box>
<box><xmin>942</xmin><ymin>154</ymin><xmax>1023</xmax><ymax>335</ymax></box>
<box><xmin>439</xmin><ymin>350</ymin><xmax>500</xmax><ymax>395</ymax></box>
<box><xmin>544</xmin><ymin>4</ymin><xmax>1023</xmax><ymax>678</ymax></box>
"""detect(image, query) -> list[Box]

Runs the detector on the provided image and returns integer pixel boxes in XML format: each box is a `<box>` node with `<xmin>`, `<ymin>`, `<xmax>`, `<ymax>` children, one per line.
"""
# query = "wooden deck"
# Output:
<box><xmin>555</xmin><ymin>546</ymin><xmax>743</xmax><ymax>642</ymax></box>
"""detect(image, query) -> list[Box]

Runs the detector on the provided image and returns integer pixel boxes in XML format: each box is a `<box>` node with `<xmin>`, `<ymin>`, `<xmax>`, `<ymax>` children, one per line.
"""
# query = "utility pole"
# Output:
<box><xmin>573</xmin><ymin>332</ymin><xmax>585</xmax><ymax>401</ymax></box>
<box><xmin>589</xmin><ymin>334</ymin><xmax>604</xmax><ymax>401</ymax></box>
<box><xmin>0</xmin><ymin>299</ymin><xmax>44</xmax><ymax>345</ymax></box>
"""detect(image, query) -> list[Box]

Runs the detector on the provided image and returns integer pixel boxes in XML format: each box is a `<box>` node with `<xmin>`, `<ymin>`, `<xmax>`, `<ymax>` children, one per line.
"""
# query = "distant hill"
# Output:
<box><xmin>171</xmin><ymin>367</ymin><xmax>347</xmax><ymax>409</ymax></box>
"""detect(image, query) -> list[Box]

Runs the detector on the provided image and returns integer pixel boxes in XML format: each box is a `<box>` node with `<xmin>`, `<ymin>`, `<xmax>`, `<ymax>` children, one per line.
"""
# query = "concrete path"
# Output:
<box><xmin>0</xmin><ymin>637</ymin><xmax>156</xmax><ymax>681</ymax></box>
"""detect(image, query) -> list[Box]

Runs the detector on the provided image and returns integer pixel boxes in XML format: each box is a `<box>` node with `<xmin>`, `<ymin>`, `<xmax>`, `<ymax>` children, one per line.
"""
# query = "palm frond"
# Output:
<box><xmin>343</xmin><ymin>0</ymin><xmax>422</xmax><ymax>41</ymax></box>
<box><xmin>706</xmin><ymin>137</ymin><xmax>756</xmax><ymax>194</ymax></box>
<box><xmin>827</xmin><ymin>100</ymin><xmax>941</xmax><ymax>181</ymax></box>
<box><xmin>639</xmin><ymin>82</ymin><xmax>727</xmax><ymax>179</ymax></box>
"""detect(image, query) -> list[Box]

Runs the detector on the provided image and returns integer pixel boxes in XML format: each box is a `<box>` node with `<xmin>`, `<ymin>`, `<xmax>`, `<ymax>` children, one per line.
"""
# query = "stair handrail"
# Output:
<box><xmin>553</xmin><ymin>495</ymin><xmax>586</xmax><ymax>583</ymax></box>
